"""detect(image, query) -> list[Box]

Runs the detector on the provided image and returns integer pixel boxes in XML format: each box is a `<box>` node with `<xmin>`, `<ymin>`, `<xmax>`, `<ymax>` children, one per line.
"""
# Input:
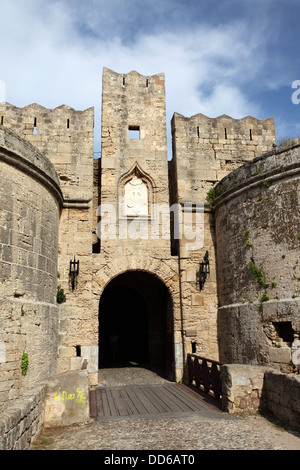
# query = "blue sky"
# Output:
<box><xmin>0</xmin><ymin>0</ymin><xmax>300</xmax><ymax>157</ymax></box>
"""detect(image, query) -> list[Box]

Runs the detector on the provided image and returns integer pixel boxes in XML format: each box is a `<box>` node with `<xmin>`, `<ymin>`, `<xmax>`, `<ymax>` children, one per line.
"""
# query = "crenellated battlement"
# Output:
<box><xmin>0</xmin><ymin>102</ymin><xmax>94</xmax><ymax>135</ymax></box>
<box><xmin>170</xmin><ymin>111</ymin><xmax>276</xmax><ymax>204</ymax></box>
<box><xmin>172</xmin><ymin>112</ymin><xmax>275</xmax><ymax>144</ymax></box>
<box><xmin>102</xmin><ymin>67</ymin><xmax>165</xmax><ymax>92</ymax></box>
<box><xmin>0</xmin><ymin>102</ymin><xmax>94</xmax><ymax>201</ymax></box>
<box><xmin>101</xmin><ymin>67</ymin><xmax>167</xmax><ymax>161</ymax></box>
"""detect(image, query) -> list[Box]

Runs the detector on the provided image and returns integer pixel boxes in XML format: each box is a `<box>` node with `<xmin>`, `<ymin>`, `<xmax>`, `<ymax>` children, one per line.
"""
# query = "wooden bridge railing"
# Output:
<box><xmin>187</xmin><ymin>353</ymin><xmax>223</xmax><ymax>400</ymax></box>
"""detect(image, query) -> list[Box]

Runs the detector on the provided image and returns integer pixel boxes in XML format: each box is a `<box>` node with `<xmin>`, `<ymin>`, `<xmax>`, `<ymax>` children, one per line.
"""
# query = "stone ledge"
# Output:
<box><xmin>214</xmin><ymin>144</ymin><xmax>300</xmax><ymax>206</ymax></box>
<box><xmin>0</xmin><ymin>370</ymin><xmax>91</xmax><ymax>449</ymax></box>
<box><xmin>0</xmin><ymin>384</ymin><xmax>47</xmax><ymax>450</ymax></box>
<box><xmin>264</xmin><ymin>369</ymin><xmax>300</xmax><ymax>431</ymax></box>
<box><xmin>221</xmin><ymin>364</ymin><xmax>300</xmax><ymax>433</ymax></box>
<box><xmin>221</xmin><ymin>364</ymin><xmax>269</xmax><ymax>415</ymax></box>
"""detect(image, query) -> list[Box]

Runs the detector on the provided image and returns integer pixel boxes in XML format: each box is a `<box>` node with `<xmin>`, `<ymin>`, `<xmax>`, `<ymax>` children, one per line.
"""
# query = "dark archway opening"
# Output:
<box><xmin>99</xmin><ymin>285</ymin><xmax>149</xmax><ymax>366</ymax></box>
<box><xmin>98</xmin><ymin>271</ymin><xmax>174</xmax><ymax>381</ymax></box>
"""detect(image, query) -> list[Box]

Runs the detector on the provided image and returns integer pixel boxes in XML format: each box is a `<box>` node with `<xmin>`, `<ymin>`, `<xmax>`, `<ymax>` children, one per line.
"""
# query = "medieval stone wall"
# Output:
<box><xmin>221</xmin><ymin>364</ymin><xmax>300</xmax><ymax>432</ymax></box>
<box><xmin>214</xmin><ymin>142</ymin><xmax>300</xmax><ymax>370</ymax></box>
<box><xmin>170</xmin><ymin>112</ymin><xmax>276</xmax><ymax>362</ymax></box>
<box><xmin>171</xmin><ymin>112</ymin><xmax>276</xmax><ymax>204</ymax></box>
<box><xmin>0</xmin><ymin>102</ymin><xmax>97</xmax><ymax>383</ymax></box>
<box><xmin>0</xmin><ymin>126</ymin><xmax>62</xmax><ymax>413</ymax></box>
<box><xmin>0</xmin><ymin>102</ymin><xmax>94</xmax><ymax>201</ymax></box>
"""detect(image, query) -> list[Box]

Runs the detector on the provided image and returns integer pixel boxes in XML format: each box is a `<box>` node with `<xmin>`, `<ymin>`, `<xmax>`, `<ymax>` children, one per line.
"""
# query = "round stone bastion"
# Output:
<box><xmin>0</xmin><ymin>126</ymin><xmax>63</xmax><ymax>410</ymax></box>
<box><xmin>214</xmin><ymin>140</ymin><xmax>300</xmax><ymax>372</ymax></box>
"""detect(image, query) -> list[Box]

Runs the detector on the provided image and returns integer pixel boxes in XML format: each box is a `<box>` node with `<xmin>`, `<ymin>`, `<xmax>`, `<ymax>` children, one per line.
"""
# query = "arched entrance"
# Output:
<box><xmin>98</xmin><ymin>271</ymin><xmax>175</xmax><ymax>380</ymax></box>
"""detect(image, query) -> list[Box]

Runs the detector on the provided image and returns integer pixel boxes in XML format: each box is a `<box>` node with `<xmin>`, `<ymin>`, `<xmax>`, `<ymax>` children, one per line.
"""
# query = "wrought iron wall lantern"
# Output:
<box><xmin>69</xmin><ymin>256</ymin><xmax>79</xmax><ymax>291</ymax></box>
<box><xmin>199</xmin><ymin>250</ymin><xmax>210</xmax><ymax>291</ymax></box>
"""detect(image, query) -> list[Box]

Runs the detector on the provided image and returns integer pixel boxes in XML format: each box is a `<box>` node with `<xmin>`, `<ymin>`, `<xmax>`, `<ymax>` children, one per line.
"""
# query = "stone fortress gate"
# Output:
<box><xmin>0</xmin><ymin>68</ymin><xmax>299</xmax><ymax>429</ymax></box>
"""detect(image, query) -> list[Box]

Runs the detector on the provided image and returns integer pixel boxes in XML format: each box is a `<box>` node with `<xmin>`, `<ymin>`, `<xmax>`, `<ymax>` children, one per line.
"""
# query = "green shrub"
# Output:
<box><xmin>261</xmin><ymin>291</ymin><xmax>270</xmax><ymax>303</ymax></box>
<box><xmin>206</xmin><ymin>187</ymin><xmax>216</xmax><ymax>207</ymax></box>
<box><xmin>57</xmin><ymin>285</ymin><xmax>66</xmax><ymax>304</ymax></box>
<box><xmin>249</xmin><ymin>260</ymin><xmax>268</xmax><ymax>288</ymax></box>
<box><xmin>277</xmin><ymin>136</ymin><xmax>296</xmax><ymax>148</ymax></box>
<box><xmin>244</xmin><ymin>230</ymin><xmax>252</xmax><ymax>248</ymax></box>
<box><xmin>21</xmin><ymin>352</ymin><xmax>29</xmax><ymax>376</ymax></box>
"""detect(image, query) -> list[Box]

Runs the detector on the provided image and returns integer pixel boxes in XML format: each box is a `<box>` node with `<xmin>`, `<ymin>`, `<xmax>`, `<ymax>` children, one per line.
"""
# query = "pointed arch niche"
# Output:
<box><xmin>119</xmin><ymin>163</ymin><xmax>155</xmax><ymax>219</ymax></box>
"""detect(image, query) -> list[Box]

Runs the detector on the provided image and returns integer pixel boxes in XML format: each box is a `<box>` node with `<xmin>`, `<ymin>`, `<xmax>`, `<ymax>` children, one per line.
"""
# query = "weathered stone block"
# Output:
<box><xmin>191</xmin><ymin>294</ymin><xmax>204</xmax><ymax>306</ymax></box>
<box><xmin>221</xmin><ymin>364</ymin><xmax>269</xmax><ymax>415</ymax></box>
<box><xmin>269</xmin><ymin>347</ymin><xmax>291</xmax><ymax>364</ymax></box>
<box><xmin>44</xmin><ymin>371</ymin><xmax>90</xmax><ymax>428</ymax></box>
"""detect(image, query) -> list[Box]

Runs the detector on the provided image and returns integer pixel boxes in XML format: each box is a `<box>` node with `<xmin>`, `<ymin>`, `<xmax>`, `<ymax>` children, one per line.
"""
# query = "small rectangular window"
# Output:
<box><xmin>1</xmin><ymin>116</ymin><xmax>4</xmax><ymax>125</ymax></box>
<box><xmin>128</xmin><ymin>125</ymin><xmax>140</xmax><ymax>139</ymax></box>
<box><xmin>250</xmin><ymin>129</ymin><xmax>253</xmax><ymax>141</ymax></box>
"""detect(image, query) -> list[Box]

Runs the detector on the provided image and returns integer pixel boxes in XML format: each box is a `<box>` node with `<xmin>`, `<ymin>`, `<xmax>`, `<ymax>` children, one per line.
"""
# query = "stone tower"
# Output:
<box><xmin>93</xmin><ymin>68</ymin><xmax>182</xmax><ymax>381</ymax></box>
<box><xmin>99</xmin><ymin>67</ymin><xmax>171</xmax><ymax>250</ymax></box>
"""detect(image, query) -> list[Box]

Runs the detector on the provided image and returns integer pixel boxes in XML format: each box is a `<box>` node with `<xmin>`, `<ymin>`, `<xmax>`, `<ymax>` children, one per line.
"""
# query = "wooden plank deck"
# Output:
<box><xmin>89</xmin><ymin>383</ymin><xmax>220</xmax><ymax>421</ymax></box>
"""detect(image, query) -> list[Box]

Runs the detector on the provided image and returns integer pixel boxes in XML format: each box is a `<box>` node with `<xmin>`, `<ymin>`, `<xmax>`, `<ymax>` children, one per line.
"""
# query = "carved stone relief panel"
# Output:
<box><xmin>124</xmin><ymin>176</ymin><xmax>148</xmax><ymax>216</ymax></box>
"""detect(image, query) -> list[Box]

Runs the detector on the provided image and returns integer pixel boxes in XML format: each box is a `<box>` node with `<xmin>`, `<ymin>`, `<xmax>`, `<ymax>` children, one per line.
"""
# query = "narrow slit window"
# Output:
<box><xmin>146</xmin><ymin>78</ymin><xmax>149</xmax><ymax>88</ymax></box>
<box><xmin>128</xmin><ymin>125</ymin><xmax>140</xmax><ymax>139</ymax></box>
<box><xmin>250</xmin><ymin>129</ymin><xmax>253</xmax><ymax>141</ymax></box>
<box><xmin>33</xmin><ymin>117</ymin><xmax>38</xmax><ymax>135</ymax></box>
<box><xmin>1</xmin><ymin>116</ymin><xmax>3</xmax><ymax>125</ymax></box>
<box><xmin>197</xmin><ymin>126</ymin><xmax>200</xmax><ymax>139</ymax></box>
<box><xmin>224</xmin><ymin>128</ymin><xmax>227</xmax><ymax>140</ymax></box>
<box><xmin>67</xmin><ymin>119</ymin><xmax>70</xmax><ymax>131</ymax></box>
<box><xmin>75</xmin><ymin>345</ymin><xmax>81</xmax><ymax>357</ymax></box>
<box><xmin>123</xmin><ymin>77</ymin><xmax>126</xmax><ymax>87</ymax></box>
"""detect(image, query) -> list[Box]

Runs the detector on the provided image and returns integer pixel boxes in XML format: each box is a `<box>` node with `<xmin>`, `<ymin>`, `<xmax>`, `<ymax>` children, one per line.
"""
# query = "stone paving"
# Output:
<box><xmin>31</xmin><ymin>367</ymin><xmax>300</xmax><ymax>451</ymax></box>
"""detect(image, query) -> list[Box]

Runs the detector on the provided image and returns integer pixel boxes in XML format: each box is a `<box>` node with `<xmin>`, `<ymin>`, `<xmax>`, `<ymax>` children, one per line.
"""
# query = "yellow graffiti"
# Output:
<box><xmin>54</xmin><ymin>387</ymin><xmax>87</xmax><ymax>404</ymax></box>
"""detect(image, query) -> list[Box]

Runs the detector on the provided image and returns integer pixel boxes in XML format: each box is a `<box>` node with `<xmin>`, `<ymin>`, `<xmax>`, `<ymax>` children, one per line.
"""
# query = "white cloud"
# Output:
<box><xmin>0</xmin><ymin>0</ymin><xmax>282</xmax><ymax>155</ymax></box>
<box><xmin>275</xmin><ymin>117</ymin><xmax>300</xmax><ymax>143</ymax></box>
<box><xmin>0</xmin><ymin>81</ymin><xmax>6</xmax><ymax>102</ymax></box>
